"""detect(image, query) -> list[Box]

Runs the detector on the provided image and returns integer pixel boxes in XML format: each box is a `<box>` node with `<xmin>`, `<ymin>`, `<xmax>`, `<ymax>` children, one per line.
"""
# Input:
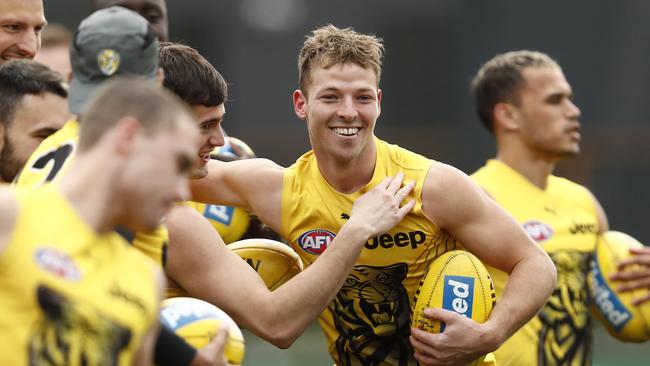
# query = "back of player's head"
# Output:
<box><xmin>298</xmin><ymin>24</ymin><xmax>384</xmax><ymax>93</ymax></box>
<box><xmin>77</xmin><ymin>77</ymin><xmax>190</xmax><ymax>151</ymax></box>
<box><xmin>69</xmin><ymin>6</ymin><xmax>159</xmax><ymax>115</ymax></box>
<box><xmin>0</xmin><ymin>60</ymin><xmax>67</xmax><ymax>127</ymax></box>
<box><xmin>471</xmin><ymin>50</ymin><xmax>560</xmax><ymax>133</ymax></box>
<box><xmin>158</xmin><ymin>42</ymin><xmax>228</xmax><ymax>107</ymax></box>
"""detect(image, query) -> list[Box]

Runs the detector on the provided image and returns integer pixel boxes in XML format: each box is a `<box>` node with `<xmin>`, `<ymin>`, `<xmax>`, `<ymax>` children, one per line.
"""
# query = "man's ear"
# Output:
<box><xmin>156</xmin><ymin>68</ymin><xmax>165</xmax><ymax>86</ymax></box>
<box><xmin>0</xmin><ymin>123</ymin><xmax>5</xmax><ymax>152</ymax></box>
<box><xmin>293</xmin><ymin>89</ymin><xmax>308</xmax><ymax>120</ymax></box>
<box><xmin>113</xmin><ymin>116</ymin><xmax>141</xmax><ymax>156</ymax></box>
<box><xmin>376</xmin><ymin>88</ymin><xmax>382</xmax><ymax>116</ymax></box>
<box><xmin>493</xmin><ymin>102</ymin><xmax>520</xmax><ymax>132</ymax></box>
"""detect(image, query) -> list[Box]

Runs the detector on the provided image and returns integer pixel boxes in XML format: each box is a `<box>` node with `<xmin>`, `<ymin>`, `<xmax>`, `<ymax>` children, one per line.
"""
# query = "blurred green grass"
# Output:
<box><xmin>241</xmin><ymin>320</ymin><xmax>648</xmax><ymax>366</ymax></box>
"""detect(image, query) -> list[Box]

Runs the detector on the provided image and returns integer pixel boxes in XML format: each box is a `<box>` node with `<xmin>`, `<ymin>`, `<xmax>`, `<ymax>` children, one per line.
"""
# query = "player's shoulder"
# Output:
<box><xmin>548</xmin><ymin>174</ymin><xmax>592</xmax><ymax>200</ymax></box>
<box><xmin>379</xmin><ymin>138</ymin><xmax>432</xmax><ymax>170</ymax></box>
<box><xmin>424</xmin><ymin>161</ymin><xmax>473</xmax><ymax>192</ymax></box>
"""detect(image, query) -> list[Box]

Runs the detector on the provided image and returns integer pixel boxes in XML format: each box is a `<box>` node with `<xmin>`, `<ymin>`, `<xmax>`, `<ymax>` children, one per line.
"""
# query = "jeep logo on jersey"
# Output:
<box><xmin>522</xmin><ymin>221</ymin><xmax>554</xmax><ymax>242</ymax></box>
<box><xmin>365</xmin><ymin>230</ymin><xmax>426</xmax><ymax>250</ymax></box>
<box><xmin>34</xmin><ymin>247</ymin><xmax>82</xmax><ymax>282</ymax></box>
<box><xmin>298</xmin><ymin>229</ymin><xmax>336</xmax><ymax>255</ymax></box>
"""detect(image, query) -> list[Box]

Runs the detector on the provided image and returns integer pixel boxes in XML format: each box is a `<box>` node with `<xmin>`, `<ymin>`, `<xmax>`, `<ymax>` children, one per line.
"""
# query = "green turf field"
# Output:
<box><xmin>241</xmin><ymin>321</ymin><xmax>648</xmax><ymax>365</ymax></box>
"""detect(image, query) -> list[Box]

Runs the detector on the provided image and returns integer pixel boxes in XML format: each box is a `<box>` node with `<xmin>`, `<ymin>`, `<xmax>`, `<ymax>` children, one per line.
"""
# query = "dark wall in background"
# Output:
<box><xmin>46</xmin><ymin>0</ymin><xmax>649</xmax><ymax>243</ymax></box>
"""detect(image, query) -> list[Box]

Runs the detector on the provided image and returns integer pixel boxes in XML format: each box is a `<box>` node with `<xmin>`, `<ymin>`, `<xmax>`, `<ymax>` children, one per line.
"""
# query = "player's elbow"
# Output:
<box><xmin>537</xmin><ymin>250</ymin><xmax>557</xmax><ymax>296</ymax></box>
<box><xmin>256</xmin><ymin>325</ymin><xmax>299</xmax><ymax>349</ymax></box>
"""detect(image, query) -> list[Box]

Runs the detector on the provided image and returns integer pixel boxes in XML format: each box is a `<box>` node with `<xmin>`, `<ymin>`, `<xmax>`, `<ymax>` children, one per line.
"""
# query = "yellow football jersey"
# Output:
<box><xmin>281</xmin><ymin>138</ymin><xmax>457</xmax><ymax>366</ymax></box>
<box><xmin>472</xmin><ymin>160</ymin><xmax>600</xmax><ymax>366</ymax></box>
<box><xmin>16</xmin><ymin>119</ymin><xmax>169</xmax><ymax>268</ymax></box>
<box><xmin>0</xmin><ymin>185</ymin><xmax>158</xmax><ymax>365</ymax></box>
<box><xmin>184</xmin><ymin>201</ymin><xmax>250</xmax><ymax>244</ymax></box>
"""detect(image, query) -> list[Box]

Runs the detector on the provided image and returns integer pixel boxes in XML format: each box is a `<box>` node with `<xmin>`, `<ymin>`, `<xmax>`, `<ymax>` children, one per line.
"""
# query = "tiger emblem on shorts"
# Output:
<box><xmin>331</xmin><ymin>263</ymin><xmax>415</xmax><ymax>366</ymax></box>
<box><xmin>29</xmin><ymin>285</ymin><xmax>132</xmax><ymax>366</ymax></box>
<box><xmin>537</xmin><ymin>251</ymin><xmax>592</xmax><ymax>366</ymax></box>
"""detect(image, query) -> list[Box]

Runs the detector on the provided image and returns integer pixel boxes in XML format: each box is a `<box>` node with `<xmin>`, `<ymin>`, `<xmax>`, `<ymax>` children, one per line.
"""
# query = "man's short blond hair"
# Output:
<box><xmin>471</xmin><ymin>50</ymin><xmax>560</xmax><ymax>132</ymax></box>
<box><xmin>298</xmin><ymin>24</ymin><xmax>384</xmax><ymax>94</ymax></box>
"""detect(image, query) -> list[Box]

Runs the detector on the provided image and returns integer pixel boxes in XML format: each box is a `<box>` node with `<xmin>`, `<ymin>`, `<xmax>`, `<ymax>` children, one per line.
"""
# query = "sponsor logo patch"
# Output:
<box><xmin>298</xmin><ymin>229</ymin><xmax>336</xmax><ymax>255</ymax></box>
<box><xmin>97</xmin><ymin>49</ymin><xmax>120</xmax><ymax>76</ymax></box>
<box><xmin>523</xmin><ymin>220</ymin><xmax>554</xmax><ymax>242</ymax></box>
<box><xmin>34</xmin><ymin>247</ymin><xmax>82</xmax><ymax>282</ymax></box>
<box><xmin>365</xmin><ymin>230</ymin><xmax>426</xmax><ymax>250</ymax></box>
<box><xmin>441</xmin><ymin>275</ymin><xmax>474</xmax><ymax>331</ymax></box>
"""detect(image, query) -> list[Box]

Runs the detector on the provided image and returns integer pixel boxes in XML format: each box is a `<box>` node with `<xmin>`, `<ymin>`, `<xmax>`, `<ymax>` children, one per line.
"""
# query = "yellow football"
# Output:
<box><xmin>411</xmin><ymin>250</ymin><xmax>496</xmax><ymax>366</ymax></box>
<box><xmin>589</xmin><ymin>231</ymin><xmax>650</xmax><ymax>342</ymax></box>
<box><xmin>228</xmin><ymin>238</ymin><xmax>304</xmax><ymax>290</ymax></box>
<box><xmin>160</xmin><ymin>297</ymin><xmax>245</xmax><ymax>365</ymax></box>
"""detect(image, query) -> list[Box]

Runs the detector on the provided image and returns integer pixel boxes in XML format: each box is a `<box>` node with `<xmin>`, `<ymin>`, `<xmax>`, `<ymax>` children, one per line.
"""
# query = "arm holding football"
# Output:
<box><xmin>413</xmin><ymin>163</ymin><xmax>556</xmax><ymax>365</ymax></box>
<box><xmin>167</xmin><ymin>174</ymin><xmax>415</xmax><ymax>348</ymax></box>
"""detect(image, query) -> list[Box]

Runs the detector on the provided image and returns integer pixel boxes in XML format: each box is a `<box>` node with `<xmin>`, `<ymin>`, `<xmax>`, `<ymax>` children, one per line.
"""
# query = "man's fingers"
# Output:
<box><xmin>616</xmin><ymin>276</ymin><xmax>650</xmax><ymax>292</ymax></box>
<box><xmin>423</xmin><ymin>307</ymin><xmax>457</xmax><ymax>322</ymax></box>
<box><xmin>375</xmin><ymin>176</ymin><xmax>394</xmax><ymax>190</ymax></box>
<box><xmin>409</xmin><ymin>330</ymin><xmax>440</xmax><ymax>361</ymax></box>
<box><xmin>396</xmin><ymin>180</ymin><xmax>416</xmax><ymax>202</ymax></box>
<box><xmin>611</xmin><ymin>269</ymin><xmax>650</xmax><ymax>282</ymax></box>
<box><xmin>398</xmin><ymin>199</ymin><xmax>416</xmax><ymax>217</ymax></box>
<box><xmin>385</xmin><ymin>172</ymin><xmax>405</xmax><ymax>194</ymax></box>
<box><xmin>211</xmin><ymin>328</ymin><xmax>228</xmax><ymax>358</ymax></box>
<box><xmin>632</xmin><ymin>292</ymin><xmax>650</xmax><ymax>306</ymax></box>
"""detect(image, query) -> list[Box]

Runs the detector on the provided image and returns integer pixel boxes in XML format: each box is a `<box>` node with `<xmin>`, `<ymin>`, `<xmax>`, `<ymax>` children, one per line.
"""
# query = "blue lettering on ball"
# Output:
<box><xmin>441</xmin><ymin>275</ymin><xmax>474</xmax><ymax>332</ymax></box>
<box><xmin>204</xmin><ymin>205</ymin><xmax>234</xmax><ymax>225</ymax></box>
<box><xmin>590</xmin><ymin>254</ymin><xmax>631</xmax><ymax>332</ymax></box>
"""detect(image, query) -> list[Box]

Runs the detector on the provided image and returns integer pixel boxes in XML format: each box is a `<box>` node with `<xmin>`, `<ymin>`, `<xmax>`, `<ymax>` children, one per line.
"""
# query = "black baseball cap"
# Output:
<box><xmin>69</xmin><ymin>6</ymin><xmax>159</xmax><ymax>114</ymax></box>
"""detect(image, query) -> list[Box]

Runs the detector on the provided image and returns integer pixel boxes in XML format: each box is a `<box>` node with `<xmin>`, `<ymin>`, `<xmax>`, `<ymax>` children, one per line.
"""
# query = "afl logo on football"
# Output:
<box><xmin>522</xmin><ymin>220</ymin><xmax>554</xmax><ymax>242</ymax></box>
<box><xmin>34</xmin><ymin>247</ymin><xmax>82</xmax><ymax>282</ymax></box>
<box><xmin>298</xmin><ymin>229</ymin><xmax>336</xmax><ymax>255</ymax></box>
<box><xmin>97</xmin><ymin>49</ymin><xmax>120</xmax><ymax>76</ymax></box>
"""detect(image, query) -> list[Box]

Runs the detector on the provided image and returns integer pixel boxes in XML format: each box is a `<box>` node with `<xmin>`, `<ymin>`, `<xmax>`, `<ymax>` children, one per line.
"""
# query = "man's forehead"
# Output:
<box><xmin>521</xmin><ymin>67</ymin><xmax>570</xmax><ymax>92</ymax></box>
<box><xmin>14</xmin><ymin>94</ymin><xmax>68</xmax><ymax>131</ymax></box>
<box><xmin>0</xmin><ymin>0</ymin><xmax>46</xmax><ymax>22</ymax></box>
<box><xmin>308</xmin><ymin>63</ymin><xmax>378</xmax><ymax>89</ymax></box>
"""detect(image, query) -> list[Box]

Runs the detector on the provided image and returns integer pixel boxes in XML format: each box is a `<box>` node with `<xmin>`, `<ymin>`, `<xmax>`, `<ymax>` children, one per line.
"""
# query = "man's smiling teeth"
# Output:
<box><xmin>332</xmin><ymin>127</ymin><xmax>359</xmax><ymax>136</ymax></box>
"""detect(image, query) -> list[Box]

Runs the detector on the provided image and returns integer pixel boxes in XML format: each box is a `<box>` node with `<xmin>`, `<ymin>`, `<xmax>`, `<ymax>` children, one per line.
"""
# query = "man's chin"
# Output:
<box><xmin>190</xmin><ymin>166</ymin><xmax>208</xmax><ymax>180</ymax></box>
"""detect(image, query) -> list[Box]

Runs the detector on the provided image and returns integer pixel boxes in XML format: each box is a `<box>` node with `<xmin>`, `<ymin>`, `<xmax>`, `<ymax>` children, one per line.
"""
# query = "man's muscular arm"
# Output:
<box><xmin>169</xmin><ymin>174</ymin><xmax>415</xmax><ymax>347</ymax></box>
<box><xmin>410</xmin><ymin>163</ymin><xmax>556</xmax><ymax>366</ymax></box>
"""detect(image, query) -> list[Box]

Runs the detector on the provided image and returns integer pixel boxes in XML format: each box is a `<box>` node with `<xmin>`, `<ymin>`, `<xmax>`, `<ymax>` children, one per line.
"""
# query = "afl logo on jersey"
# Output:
<box><xmin>523</xmin><ymin>220</ymin><xmax>554</xmax><ymax>242</ymax></box>
<box><xmin>97</xmin><ymin>49</ymin><xmax>120</xmax><ymax>76</ymax></box>
<box><xmin>34</xmin><ymin>247</ymin><xmax>82</xmax><ymax>282</ymax></box>
<box><xmin>298</xmin><ymin>229</ymin><xmax>336</xmax><ymax>255</ymax></box>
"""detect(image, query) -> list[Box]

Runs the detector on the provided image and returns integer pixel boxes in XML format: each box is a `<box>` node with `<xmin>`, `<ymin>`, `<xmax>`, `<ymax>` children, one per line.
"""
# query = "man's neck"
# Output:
<box><xmin>57</xmin><ymin>150</ymin><xmax>121</xmax><ymax>234</ymax></box>
<box><xmin>314</xmin><ymin>141</ymin><xmax>377</xmax><ymax>194</ymax></box>
<box><xmin>496</xmin><ymin>149</ymin><xmax>556</xmax><ymax>190</ymax></box>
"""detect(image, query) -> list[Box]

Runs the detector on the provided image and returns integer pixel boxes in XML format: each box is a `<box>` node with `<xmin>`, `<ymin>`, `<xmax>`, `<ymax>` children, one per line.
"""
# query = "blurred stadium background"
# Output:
<box><xmin>46</xmin><ymin>1</ymin><xmax>649</xmax><ymax>364</ymax></box>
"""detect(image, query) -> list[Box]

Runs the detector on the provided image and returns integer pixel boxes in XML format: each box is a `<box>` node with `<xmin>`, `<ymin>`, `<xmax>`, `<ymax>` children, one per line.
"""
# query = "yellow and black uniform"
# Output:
<box><xmin>281</xmin><ymin>138</ymin><xmax>456</xmax><ymax>366</ymax></box>
<box><xmin>16</xmin><ymin>119</ymin><xmax>169</xmax><ymax>268</ymax></box>
<box><xmin>472</xmin><ymin>160</ymin><xmax>600</xmax><ymax>366</ymax></box>
<box><xmin>0</xmin><ymin>185</ymin><xmax>158</xmax><ymax>365</ymax></box>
